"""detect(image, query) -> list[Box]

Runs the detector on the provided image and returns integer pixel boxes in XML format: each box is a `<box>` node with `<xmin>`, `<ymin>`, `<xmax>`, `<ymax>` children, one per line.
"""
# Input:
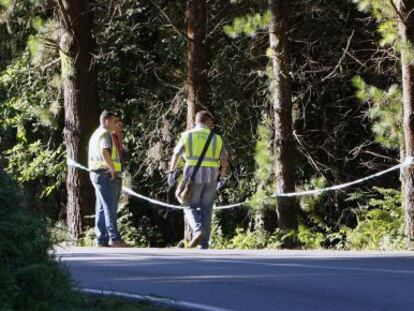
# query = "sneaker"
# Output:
<box><xmin>95</xmin><ymin>242</ymin><xmax>109</xmax><ymax>247</ymax></box>
<box><xmin>188</xmin><ymin>231</ymin><xmax>204</xmax><ymax>248</ymax></box>
<box><xmin>109</xmin><ymin>239</ymin><xmax>131</xmax><ymax>248</ymax></box>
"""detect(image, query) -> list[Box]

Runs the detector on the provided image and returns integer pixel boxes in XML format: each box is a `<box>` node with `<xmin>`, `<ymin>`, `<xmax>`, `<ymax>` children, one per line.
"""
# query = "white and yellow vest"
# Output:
<box><xmin>182</xmin><ymin>127</ymin><xmax>222</xmax><ymax>168</ymax></box>
<box><xmin>88</xmin><ymin>127</ymin><xmax>122</xmax><ymax>172</ymax></box>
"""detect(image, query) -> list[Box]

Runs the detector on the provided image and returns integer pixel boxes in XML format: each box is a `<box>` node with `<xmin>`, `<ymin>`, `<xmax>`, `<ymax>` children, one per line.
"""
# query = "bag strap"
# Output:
<box><xmin>190</xmin><ymin>130</ymin><xmax>215</xmax><ymax>181</ymax></box>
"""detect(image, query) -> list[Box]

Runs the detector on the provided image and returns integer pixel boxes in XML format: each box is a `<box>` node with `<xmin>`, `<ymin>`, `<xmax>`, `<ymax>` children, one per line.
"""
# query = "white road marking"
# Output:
<box><xmin>82</xmin><ymin>288</ymin><xmax>235</xmax><ymax>311</ymax></box>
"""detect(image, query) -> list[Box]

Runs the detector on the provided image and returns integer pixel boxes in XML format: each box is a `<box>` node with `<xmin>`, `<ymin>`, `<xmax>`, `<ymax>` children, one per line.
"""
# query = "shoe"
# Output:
<box><xmin>95</xmin><ymin>242</ymin><xmax>109</xmax><ymax>247</ymax></box>
<box><xmin>109</xmin><ymin>239</ymin><xmax>131</xmax><ymax>248</ymax></box>
<box><xmin>188</xmin><ymin>231</ymin><xmax>204</xmax><ymax>248</ymax></box>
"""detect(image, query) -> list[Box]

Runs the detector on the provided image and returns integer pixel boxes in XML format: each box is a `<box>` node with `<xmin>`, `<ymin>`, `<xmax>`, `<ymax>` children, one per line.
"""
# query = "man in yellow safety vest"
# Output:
<box><xmin>168</xmin><ymin>110</ymin><xmax>229</xmax><ymax>248</ymax></box>
<box><xmin>88</xmin><ymin>111</ymin><xmax>129</xmax><ymax>248</ymax></box>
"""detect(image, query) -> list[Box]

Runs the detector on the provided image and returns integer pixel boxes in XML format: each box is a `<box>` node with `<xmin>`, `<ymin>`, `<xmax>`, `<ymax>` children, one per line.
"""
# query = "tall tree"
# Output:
<box><xmin>57</xmin><ymin>0</ymin><xmax>100</xmax><ymax>239</ymax></box>
<box><xmin>268</xmin><ymin>0</ymin><xmax>300</xmax><ymax>231</ymax></box>
<box><xmin>398</xmin><ymin>0</ymin><xmax>414</xmax><ymax>249</ymax></box>
<box><xmin>186</xmin><ymin>0</ymin><xmax>208</xmax><ymax>128</ymax></box>
<box><xmin>184</xmin><ymin>0</ymin><xmax>208</xmax><ymax>241</ymax></box>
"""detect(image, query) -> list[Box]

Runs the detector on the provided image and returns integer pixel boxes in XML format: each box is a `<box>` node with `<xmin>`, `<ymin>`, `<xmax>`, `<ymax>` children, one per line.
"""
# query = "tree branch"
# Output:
<box><xmin>389</xmin><ymin>0</ymin><xmax>407</xmax><ymax>25</ymax></box>
<box><xmin>321</xmin><ymin>30</ymin><xmax>354</xmax><ymax>81</ymax></box>
<box><xmin>149</xmin><ymin>0</ymin><xmax>190</xmax><ymax>42</ymax></box>
<box><xmin>56</xmin><ymin>0</ymin><xmax>71</xmax><ymax>30</ymax></box>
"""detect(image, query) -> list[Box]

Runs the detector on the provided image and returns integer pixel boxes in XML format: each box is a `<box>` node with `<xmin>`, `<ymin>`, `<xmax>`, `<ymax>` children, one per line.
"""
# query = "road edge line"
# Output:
<box><xmin>81</xmin><ymin>288</ymin><xmax>235</xmax><ymax>311</ymax></box>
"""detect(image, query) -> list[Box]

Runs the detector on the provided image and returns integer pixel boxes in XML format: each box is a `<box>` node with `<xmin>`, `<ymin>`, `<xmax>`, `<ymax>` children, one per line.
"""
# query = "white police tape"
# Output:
<box><xmin>122</xmin><ymin>187</ymin><xmax>184</xmax><ymax>210</ymax></box>
<box><xmin>67</xmin><ymin>157</ymin><xmax>414</xmax><ymax>210</ymax></box>
<box><xmin>67</xmin><ymin>159</ymin><xmax>240</xmax><ymax>210</ymax></box>
<box><xmin>273</xmin><ymin>157</ymin><xmax>414</xmax><ymax>197</ymax></box>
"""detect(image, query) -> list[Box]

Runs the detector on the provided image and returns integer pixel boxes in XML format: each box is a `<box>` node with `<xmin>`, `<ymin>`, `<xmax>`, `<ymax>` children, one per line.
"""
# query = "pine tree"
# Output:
<box><xmin>57</xmin><ymin>0</ymin><xmax>100</xmax><ymax>239</ymax></box>
<box><xmin>225</xmin><ymin>1</ymin><xmax>300</xmax><ymax>238</ymax></box>
<box><xmin>353</xmin><ymin>0</ymin><xmax>414</xmax><ymax>248</ymax></box>
<box><xmin>397</xmin><ymin>0</ymin><xmax>414</xmax><ymax>249</ymax></box>
<box><xmin>268</xmin><ymin>0</ymin><xmax>300</xmax><ymax>233</ymax></box>
<box><xmin>184</xmin><ymin>0</ymin><xmax>208</xmax><ymax>242</ymax></box>
<box><xmin>186</xmin><ymin>0</ymin><xmax>208</xmax><ymax>128</ymax></box>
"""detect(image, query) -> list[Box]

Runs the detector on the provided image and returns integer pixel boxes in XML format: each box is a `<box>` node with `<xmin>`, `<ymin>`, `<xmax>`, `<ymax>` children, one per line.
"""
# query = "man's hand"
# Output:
<box><xmin>216</xmin><ymin>176</ymin><xmax>225</xmax><ymax>191</ymax></box>
<box><xmin>107</xmin><ymin>167</ymin><xmax>116</xmax><ymax>180</ymax></box>
<box><xmin>167</xmin><ymin>172</ymin><xmax>176</xmax><ymax>188</ymax></box>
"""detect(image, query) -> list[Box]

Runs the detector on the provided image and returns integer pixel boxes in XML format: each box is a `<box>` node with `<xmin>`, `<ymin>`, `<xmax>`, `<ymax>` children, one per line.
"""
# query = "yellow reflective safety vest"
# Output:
<box><xmin>88</xmin><ymin>127</ymin><xmax>122</xmax><ymax>172</ymax></box>
<box><xmin>182</xmin><ymin>127</ymin><xmax>222</xmax><ymax>168</ymax></box>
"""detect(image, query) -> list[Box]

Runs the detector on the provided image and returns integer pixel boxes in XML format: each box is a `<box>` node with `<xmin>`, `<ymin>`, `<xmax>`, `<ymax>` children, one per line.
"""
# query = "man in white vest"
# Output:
<box><xmin>88</xmin><ymin>111</ymin><xmax>129</xmax><ymax>247</ymax></box>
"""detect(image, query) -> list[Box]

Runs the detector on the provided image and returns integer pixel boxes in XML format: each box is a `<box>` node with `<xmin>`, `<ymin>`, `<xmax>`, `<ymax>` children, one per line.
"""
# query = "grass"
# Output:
<box><xmin>72</xmin><ymin>294</ymin><xmax>174</xmax><ymax>311</ymax></box>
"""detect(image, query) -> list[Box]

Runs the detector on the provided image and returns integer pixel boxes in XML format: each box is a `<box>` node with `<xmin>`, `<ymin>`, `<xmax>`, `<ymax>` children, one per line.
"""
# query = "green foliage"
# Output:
<box><xmin>78</xmin><ymin>227</ymin><xmax>96</xmax><ymax>247</ymax></box>
<box><xmin>27</xmin><ymin>17</ymin><xmax>59</xmax><ymax>67</ymax></box>
<box><xmin>352</xmin><ymin>0</ymin><xmax>397</xmax><ymax>46</ymax></box>
<box><xmin>211</xmin><ymin>226</ymin><xmax>326</xmax><ymax>250</ymax></box>
<box><xmin>209</xmin><ymin>213</ymin><xmax>230</xmax><ymax>249</ymax></box>
<box><xmin>49</xmin><ymin>220</ymin><xmax>75</xmax><ymax>246</ymax></box>
<box><xmin>230</xmin><ymin>228</ymin><xmax>269</xmax><ymax>249</ymax></box>
<box><xmin>0</xmin><ymin>170</ymin><xmax>76</xmax><ymax>311</ymax></box>
<box><xmin>0</xmin><ymin>0</ymin><xmax>12</xmax><ymax>8</ymax></box>
<box><xmin>224</xmin><ymin>11</ymin><xmax>270</xmax><ymax>38</ymax></box>
<box><xmin>73</xmin><ymin>295</ymin><xmax>172</xmax><ymax>311</ymax></box>
<box><xmin>5</xmin><ymin>142</ymin><xmax>65</xmax><ymax>196</ymax></box>
<box><xmin>345</xmin><ymin>187</ymin><xmax>405</xmax><ymax>250</ymax></box>
<box><xmin>353</xmin><ymin>75</ymin><xmax>402</xmax><ymax>149</ymax></box>
<box><xmin>299</xmin><ymin>177</ymin><xmax>327</xmax><ymax>212</ymax></box>
<box><xmin>248</xmin><ymin>115</ymin><xmax>276</xmax><ymax>210</ymax></box>
<box><xmin>118</xmin><ymin>211</ymin><xmax>164</xmax><ymax>247</ymax></box>
<box><xmin>352</xmin><ymin>0</ymin><xmax>414</xmax><ymax>61</ymax></box>
<box><xmin>0</xmin><ymin>49</ymin><xmax>64</xmax><ymax>213</ymax></box>
<box><xmin>296</xmin><ymin>225</ymin><xmax>326</xmax><ymax>249</ymax></box>
<box><xmin>79</xmin><ymin>191</ymin><xmax>164</xmax><ymax>247</ymax></box>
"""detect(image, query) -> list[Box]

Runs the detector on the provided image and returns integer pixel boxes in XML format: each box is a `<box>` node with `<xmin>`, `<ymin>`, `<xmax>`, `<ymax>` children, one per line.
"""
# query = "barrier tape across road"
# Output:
<box><xmin>68</xmin><ymin>157</ymin><xmax>414</xmax><ymax>210</ymax></box>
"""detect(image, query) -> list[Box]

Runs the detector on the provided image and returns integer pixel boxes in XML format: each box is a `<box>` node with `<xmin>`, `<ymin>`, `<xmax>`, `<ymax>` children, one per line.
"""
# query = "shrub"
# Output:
<box><xmin>0</xmin><ymin>169</ymin><xmax>76</xmax><ymax>311</ymax></box>
<box><xmin>211</xmin><ymin>226</ymin><xmax>325</xmax><ymax>250</ymax></box>
<box><xmin>345</xmin><ymin>187</ymin><xmax>405</xmax><ymax>250</ymax></box>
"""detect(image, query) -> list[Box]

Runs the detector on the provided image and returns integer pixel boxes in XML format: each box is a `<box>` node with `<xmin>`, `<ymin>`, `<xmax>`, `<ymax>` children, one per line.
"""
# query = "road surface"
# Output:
<box><xmin>56</xmin><ymin>247</ymin><xmax>414</xmax><ymax>311</ymax></box>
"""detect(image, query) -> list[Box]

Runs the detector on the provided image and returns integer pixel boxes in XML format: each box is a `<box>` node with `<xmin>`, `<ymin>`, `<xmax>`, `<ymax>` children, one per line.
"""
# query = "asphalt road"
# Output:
<box><xmin>56</xmin><ymin>247</ymin><xmax>414</xmax><ymax>311</ymax></box>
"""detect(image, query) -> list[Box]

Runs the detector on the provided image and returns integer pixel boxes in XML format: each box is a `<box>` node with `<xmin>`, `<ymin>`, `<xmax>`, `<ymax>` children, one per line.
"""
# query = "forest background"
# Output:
<box><xmin>1</xmin><ymin>0</ymin><xmax>412</xmax><ymax>251</ymax></box>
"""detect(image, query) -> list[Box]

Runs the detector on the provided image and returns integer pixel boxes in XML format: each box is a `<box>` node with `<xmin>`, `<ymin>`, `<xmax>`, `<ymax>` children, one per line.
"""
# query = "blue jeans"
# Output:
<box><xmin>185</xmin><ymin>182</ymin><xmax>218</xmax><ymax>249</ymax></box>
<box><xmin>90</xmin><ymin>172</ymin><xmax>121</xmax><ymax>244</ymax></box>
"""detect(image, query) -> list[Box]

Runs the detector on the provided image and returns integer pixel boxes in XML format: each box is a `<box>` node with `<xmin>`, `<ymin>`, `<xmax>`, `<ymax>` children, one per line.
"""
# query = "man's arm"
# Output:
<box><xmin>167</xmin><ymin>137</ymin><xmax>185</xmax><ymax>187</ymax></box>
<box><xmin>219</xmin><ymin>142</ymin><xmax>229</xmax><ymax>177</ymax></box>
<box><xmin>169</xmin><ymin>152</ymin><xmax>181</xmax><ymax>173</ymax></box>
<box><xmin>220</xmin><ymin>159</ymin><xmax>228</xmax><ymax>177</ymax></box>
<box><xmin>170</xmin><ymin>136</ymin><xmax>185</xmax><ymax>173</ymax></box>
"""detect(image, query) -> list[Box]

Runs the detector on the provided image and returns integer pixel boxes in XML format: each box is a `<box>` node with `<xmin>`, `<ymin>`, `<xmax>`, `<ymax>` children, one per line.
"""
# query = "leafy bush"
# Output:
<box><xmin>211</xmin><ymin>187</ymin><xmax>405</xmax><ymax>251</ymax></box>
<box><xmin>229</xmin><ymin>228</ymin><xmax>268</xmax><ymax>249</ymax></box>
<box><xmin>345</xmin><ymin>187</ymin><xmax>405</xmax><ymax>250</ymax></box>
<box><xmin>211</xmin><ymin>225</ymin><xmax>326</xmax><ymax>250</ymax></box>
<box><xmin>79</xmin><ymin>197</ymin><xmax>164</xmax><ymax>248</ymax></box>
<box><xmin>0</xmin><ymin>170</ymin><xmax>76</xmax><ymax>311</ymax></box>
<box><xmin>73</xmin><ymin>294</ymin><xmax>172</xmax><ymax>311</ymax></box>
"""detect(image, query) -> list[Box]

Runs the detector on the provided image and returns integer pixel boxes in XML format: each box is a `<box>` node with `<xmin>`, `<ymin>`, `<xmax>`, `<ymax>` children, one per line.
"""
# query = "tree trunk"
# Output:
<box><xmin>398</xmin><ymin>0</ymin><xmax>414</xmax><ymax>249</ymax></box>
<box><xmin>268</xmin><ymin>0</ymin><xmax>300</xmax><ymax>232</ymax></box>
<box><xmin>58</xmin><ymin>0</ymin><xmax>100</xmax><ymax>239</ymax></box>
<box><xmin>186</xmin><ymin>0</ymin><xmax>208</xmax><ymax>129</ymax></box>
<box><xmin>184</xmin><ymin>0</ymin><xmax>208</xmax><ymax>242</ymax></box>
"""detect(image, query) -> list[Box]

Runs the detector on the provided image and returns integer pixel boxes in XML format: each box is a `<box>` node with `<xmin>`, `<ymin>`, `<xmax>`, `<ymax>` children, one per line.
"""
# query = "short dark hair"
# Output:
<box><xmin>195</xmin><ymin>110</ymin><xmax>214</xmax><ymax>124</ymax></box>
<box><xmin>100</xmin><ymin>110</ymin><xmax>117</xmax><ymax>126</ymax></box>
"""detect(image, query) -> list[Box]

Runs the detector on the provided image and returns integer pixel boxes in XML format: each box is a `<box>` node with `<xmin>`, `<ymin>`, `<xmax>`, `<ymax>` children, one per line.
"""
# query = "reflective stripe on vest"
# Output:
<box><xmin>182</xmin><ymin>128</ymin><xmax>222</xmax><ymax>168</ymax></box>
<box><xmin>88</xmin><ymin>128</ymin><xmax>122</xmax><ymax>172</ymax></box>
